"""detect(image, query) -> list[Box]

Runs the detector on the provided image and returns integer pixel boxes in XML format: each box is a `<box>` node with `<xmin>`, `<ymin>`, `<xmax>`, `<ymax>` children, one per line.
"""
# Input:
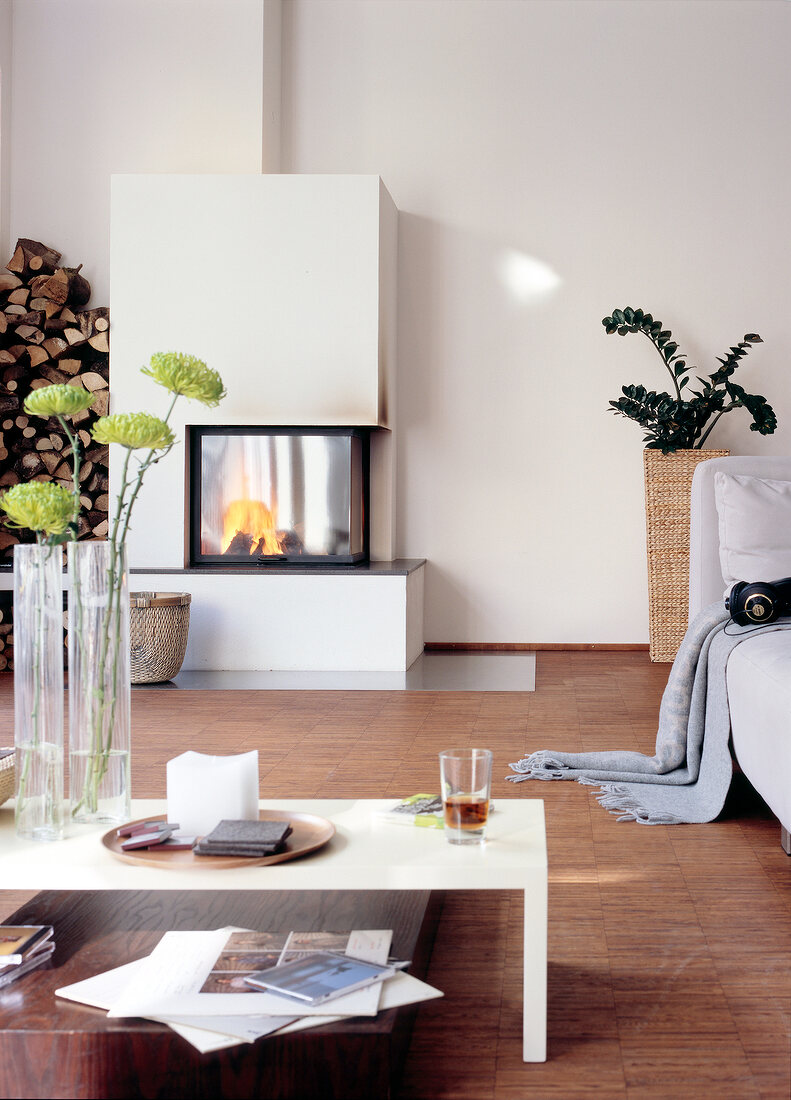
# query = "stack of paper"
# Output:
<box><xmin>55</xmin><ymin>927</ymin><xmax>443</xmax><ymax>1053</ymax></box>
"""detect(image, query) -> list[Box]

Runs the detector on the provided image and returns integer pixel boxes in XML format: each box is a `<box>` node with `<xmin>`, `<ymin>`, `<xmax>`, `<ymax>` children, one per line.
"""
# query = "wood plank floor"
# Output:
<box><xmin>0</xmin><ymin>651</ymin><xmax>789</xmax><ymax>1099</ymax></box>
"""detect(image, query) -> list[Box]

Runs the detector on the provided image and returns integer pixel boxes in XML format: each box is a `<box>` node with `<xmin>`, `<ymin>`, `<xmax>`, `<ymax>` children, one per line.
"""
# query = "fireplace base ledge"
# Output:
<box><xmin>129</xmin><ymin>560</ymin><xmax>425</xmax><ymax>672</ymax></box>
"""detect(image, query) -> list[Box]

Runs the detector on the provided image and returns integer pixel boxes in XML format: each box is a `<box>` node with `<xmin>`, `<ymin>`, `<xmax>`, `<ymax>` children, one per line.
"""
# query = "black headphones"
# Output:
<box><xmin>725</xmin><ymin>577</ymin><xmax>791</xmax><ymax>625</ymax></box>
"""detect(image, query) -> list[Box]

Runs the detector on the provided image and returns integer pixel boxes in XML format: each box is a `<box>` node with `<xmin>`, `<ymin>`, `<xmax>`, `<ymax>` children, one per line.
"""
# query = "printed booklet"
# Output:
<box><xmin>243</xmin><ymin>951</ymin><xmax>396</xmax><ymax>1004</ymax></box>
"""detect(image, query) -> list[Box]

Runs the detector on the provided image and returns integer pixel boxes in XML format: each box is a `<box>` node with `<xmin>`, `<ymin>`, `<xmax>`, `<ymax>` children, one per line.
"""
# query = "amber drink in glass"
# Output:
<box><xmin>439</xmin><ymin>748</ymin><xmax>493</xmax><ymax>845</ymax></box>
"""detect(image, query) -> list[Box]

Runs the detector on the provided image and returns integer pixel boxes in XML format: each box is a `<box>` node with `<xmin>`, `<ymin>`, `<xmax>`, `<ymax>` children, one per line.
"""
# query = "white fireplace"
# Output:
<box><xmin>109</xmin><ymin>174</ymin><xmax>423</xmax><ymax>672</ymax></box>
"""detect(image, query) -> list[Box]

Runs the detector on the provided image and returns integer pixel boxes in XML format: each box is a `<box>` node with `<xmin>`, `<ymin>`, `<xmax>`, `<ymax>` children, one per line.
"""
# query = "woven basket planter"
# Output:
<box><xmin>643</xmin><ymin>449</ymin><xmax>728</xmax><ymax>663</ymax></box>
<box><xmin>0</xmin><ymin>750</ymin><xmax>14</xmax><ymax>808</ymax></box>
<box><xmin>130</xmin><ymin>592</ymin><xmax>191</xmax><ymax>684</ymax></box>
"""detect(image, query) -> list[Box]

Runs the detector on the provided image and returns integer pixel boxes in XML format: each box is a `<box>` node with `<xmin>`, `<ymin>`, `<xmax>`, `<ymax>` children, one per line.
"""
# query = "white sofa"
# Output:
<box><xmin>689</xmin><ymin>455</ymin><xmax>791</xmax><ymax>853</ymax></box>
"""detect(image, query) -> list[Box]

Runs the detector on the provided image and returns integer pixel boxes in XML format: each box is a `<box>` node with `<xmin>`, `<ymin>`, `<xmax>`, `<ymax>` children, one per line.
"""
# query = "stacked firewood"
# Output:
<box><xmin>0</xmin><ymin>238</ymin><xmax>110</xmax><ymax>562</ymax></box>
<box><xmin>0</xmin><ymin>597</ymin><xmax>11</xmax><ymax>671</ymax></box>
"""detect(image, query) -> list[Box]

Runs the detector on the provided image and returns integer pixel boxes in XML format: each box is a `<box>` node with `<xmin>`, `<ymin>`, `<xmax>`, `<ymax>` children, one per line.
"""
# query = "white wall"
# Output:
<box><xmin>283</xmin><ymin>0</ymin><xmax>791</xmax><ymax>644</ymax></box>
<box><xmin>6</xmin><ymin>0</ymin><xmax>269</xmax><ymax>303</ymax></box>
<box><xmin>0</xmin><ymin>0</ymin><xmax>12</xmax><ymax>260</ymax></box>
<box><xmin>4</xmin><ymin>0</ymin><xmax>790</xmax><ymax>646</ymax></box>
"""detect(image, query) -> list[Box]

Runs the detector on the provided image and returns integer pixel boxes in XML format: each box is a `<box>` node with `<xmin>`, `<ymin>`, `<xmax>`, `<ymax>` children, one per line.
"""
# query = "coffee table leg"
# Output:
<box><xmin>522</xmin><ymin>876</ymin><xmax>547</xmax><ymax>1061</ymax></box>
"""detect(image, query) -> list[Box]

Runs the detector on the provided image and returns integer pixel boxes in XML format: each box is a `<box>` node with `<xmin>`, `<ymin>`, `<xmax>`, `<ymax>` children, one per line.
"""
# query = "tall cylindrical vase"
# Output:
<box><xmin>13</xmin><ymin>543</ymin><xmax>64</xmax><ymax>841</ymax></box>
<box><xmin>68</xmin><ymin>540</ymin><xmax>131</xmax><ymax>824</ymax></box>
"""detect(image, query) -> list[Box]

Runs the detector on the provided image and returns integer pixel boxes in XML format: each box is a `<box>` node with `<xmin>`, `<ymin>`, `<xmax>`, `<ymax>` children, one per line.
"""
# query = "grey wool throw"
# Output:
<box><xmin>506</xmin><ymin>603</ymin><xmax>791</xmax><ymax>825</ymax></box>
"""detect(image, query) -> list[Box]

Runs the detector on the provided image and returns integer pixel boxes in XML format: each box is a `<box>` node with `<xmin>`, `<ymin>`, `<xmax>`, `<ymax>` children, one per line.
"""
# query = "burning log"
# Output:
<box><xmin>0</xmin><ymin>238</ymin><xmax>110</xmax><ymax>560</ymax></box>
<box><xmin>225</xmin><ymin>531</ymin><xmax>255</xmax><ymax>555</ymax></box>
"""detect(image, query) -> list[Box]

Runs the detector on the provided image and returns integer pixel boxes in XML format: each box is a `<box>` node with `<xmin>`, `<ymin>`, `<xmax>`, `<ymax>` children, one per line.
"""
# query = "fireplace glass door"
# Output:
<box><xmin>189</xmin><ymin>427</ymin><xmax>368</xmax><ymax>565</ymax></box>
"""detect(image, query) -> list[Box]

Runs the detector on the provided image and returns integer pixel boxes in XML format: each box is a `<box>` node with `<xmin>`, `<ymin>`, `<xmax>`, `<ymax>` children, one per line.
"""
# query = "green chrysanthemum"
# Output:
<box><xmin>91</xmin><ymin>412</ymin><xmax>176</xmax><ymax>451</ymax></box>
<box><xmin>24</xmin><ymin>384</ymin><xmax>95</xmax><ymax>418</ymax></box>
<box><xmin>0</xmin><ymin>482</ymin><xmax>73</xmax><ymax>536</ymax></box>
<box><xmin>141</xmin><ymin>352</ymin><xmax>226</xmax><ymax>407</ymax></box>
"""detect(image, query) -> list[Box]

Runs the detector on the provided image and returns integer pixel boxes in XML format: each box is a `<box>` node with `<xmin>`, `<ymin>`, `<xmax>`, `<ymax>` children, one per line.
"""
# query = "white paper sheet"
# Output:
<box><xmin>55</xmin><ymin>958</ymin><xmax>252</xmax><ymax>1053</ymax></box>
<box><xmin>107</xmin><ymin>928</ymin><xmax>394</xmax><ymax>1019</ymax></box>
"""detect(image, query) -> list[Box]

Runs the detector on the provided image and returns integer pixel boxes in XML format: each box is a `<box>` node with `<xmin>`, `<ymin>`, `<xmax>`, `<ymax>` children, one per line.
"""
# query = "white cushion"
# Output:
<box><xmin>727</xmin><ymin>632</ymin><xmax>791</xmax><ymax>833</ymax></box>
<box><xmin>714</xmin><ymin>471</ymin><xmax>791</xmax><ymax>592</ymax></box>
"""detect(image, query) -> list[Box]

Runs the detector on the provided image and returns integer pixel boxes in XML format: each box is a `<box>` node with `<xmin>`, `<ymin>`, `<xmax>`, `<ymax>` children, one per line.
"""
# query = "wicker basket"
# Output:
<box><xmin>643</xmin><ymin>449</ymin><xmax>728</xmax><ymax>663</ymax></box>
<box><xmin>130</xmin><ymin>592</ymin><xmax>191</xmax><ymax>684</ymax></box>
<box><xmin>0</xmin><ymin>750</ymin><xmax>14</xmax><ymax>808</ymax></box>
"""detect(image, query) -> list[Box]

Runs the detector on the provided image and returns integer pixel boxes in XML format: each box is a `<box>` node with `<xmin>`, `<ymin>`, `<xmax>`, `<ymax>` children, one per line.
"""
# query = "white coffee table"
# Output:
<box><xmin>0</xmin><ymin>797</ymin><xmax>547</xmax><ymax>1061</ymax></box>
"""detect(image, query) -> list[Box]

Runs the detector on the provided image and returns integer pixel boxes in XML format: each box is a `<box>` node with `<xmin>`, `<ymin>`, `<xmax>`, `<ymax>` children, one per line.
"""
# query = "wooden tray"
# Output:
<box><xmin>102</xmin><ymin>810</ymin><xmax>335</xmax><ymax>870</ymax></box>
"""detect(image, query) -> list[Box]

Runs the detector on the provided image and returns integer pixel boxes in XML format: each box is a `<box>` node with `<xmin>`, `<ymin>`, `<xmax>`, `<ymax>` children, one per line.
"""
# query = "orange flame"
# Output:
<box><xmin>222</xmin><ymin>498</ymin><xmax>283</xmax><ymax>555</ymax></box>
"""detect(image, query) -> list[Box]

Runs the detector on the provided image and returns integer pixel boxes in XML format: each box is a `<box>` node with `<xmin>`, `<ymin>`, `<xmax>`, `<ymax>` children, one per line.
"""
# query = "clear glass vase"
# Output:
<box><xmin>68</xmin><ymin>540</ymin><xmax>131</xmax><ymax>824</ymax></box>
<box><xmin>13</xmin><ymin>543</ymin><xmax>65</xmax><ymax>841</ymax></box>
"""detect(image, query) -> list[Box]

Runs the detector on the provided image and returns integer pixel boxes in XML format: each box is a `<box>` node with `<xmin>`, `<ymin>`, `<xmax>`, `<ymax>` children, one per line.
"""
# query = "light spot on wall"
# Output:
<box><xmin>496</xmin><ymin>249</ymin><xmax>562</xmax><ymax>304</ymax></box>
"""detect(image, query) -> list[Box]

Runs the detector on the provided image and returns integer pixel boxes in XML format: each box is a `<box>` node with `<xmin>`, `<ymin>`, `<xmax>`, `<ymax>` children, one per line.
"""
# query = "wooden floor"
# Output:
<box><xmin>1</xmin><ymin>651</ymin><xmax>789</xmax><ymax>1099</ymax></box>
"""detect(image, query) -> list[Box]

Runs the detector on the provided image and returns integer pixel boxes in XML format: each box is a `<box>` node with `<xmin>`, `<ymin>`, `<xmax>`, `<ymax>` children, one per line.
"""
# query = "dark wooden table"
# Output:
<box><xmin>0</xmin><ymin>888</ymin><xmax>441</xmax><ymax>1100</ymax></box>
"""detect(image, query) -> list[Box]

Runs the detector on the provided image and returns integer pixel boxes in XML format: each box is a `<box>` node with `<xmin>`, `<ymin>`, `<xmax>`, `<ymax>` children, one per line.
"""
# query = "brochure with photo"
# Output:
<box><xmin>244</xmin><ymin>951</ymin><xmax>396</xmax><ymax>1005</ymax></box>
<box><xmin>199</xmin><ymin>930</ymin><xmax>289</xmax><ymax>994</ymax></box>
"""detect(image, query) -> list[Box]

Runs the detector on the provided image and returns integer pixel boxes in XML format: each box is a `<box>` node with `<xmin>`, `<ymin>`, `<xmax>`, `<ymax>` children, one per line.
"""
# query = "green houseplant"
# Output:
<box><xmin>604</xmin><ymin>307</ymin><xmax>776</xmax><ymax>454</ymax></box>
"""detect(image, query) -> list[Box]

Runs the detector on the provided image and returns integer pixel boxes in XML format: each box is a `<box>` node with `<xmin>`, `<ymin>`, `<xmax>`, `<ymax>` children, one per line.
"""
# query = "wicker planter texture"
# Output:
<box><xmin>130</xmin><ymin>592</ymin><xmax>191</xmax><ymax>684</ymax></box>
<box><xmin>643</xmin><ymin>449</ymin><xmax>728</xmax><ymax>663</ymax></box>
<box><xmin>0</xmin><ymin>751</ymin><xmax>13</xmax><ymax>808</ymax></box>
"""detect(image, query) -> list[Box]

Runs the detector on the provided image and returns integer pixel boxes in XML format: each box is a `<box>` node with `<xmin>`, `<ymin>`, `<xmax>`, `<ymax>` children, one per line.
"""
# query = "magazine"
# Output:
<box><xmin>372</xmin><ymin>794</ymin><xmax>445</xmax><ymax>828</ymax></box>
<box><xmin>244</xmin><ymin>951</ymin><xmax>395</xmax><ymax>1005</ymax></box>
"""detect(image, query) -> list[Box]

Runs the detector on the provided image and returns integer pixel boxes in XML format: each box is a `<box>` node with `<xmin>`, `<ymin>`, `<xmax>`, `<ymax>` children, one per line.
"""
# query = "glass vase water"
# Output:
<box><xmin>68</xmin><ymin>540</ymin><xmax>131</xmax><ymax>824</ymax></box>
<box><xmin>13</xmin><ymin>543</ymin><xmax>64</xmax><ymax>841</ymax></box>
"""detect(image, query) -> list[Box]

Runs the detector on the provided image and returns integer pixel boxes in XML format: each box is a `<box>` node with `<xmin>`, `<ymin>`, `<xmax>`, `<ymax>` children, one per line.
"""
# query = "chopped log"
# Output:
<box><xmin>42</xmin><ymin>336</ymin><xmax>67</xmax><ymax>358</ymax></box>
<box><xmin>7</xmin><ymin>288</ymin><xmax>30</xmax><ymax>306</ymax></box>
<box><xmin>22</xmin><ymin>426</ymin><xmax>36</xmax><ymax>439</ymax></box>
<box><xmin>39</xmin><ymin>266</ymin><xmax>91</xmax><ymax>308</ymax></box>
<box><xmin>78</xmin><ymin>430</ymin><xmax>91</xmax><ymax>448</ymax></box>
<box><xmin>40</xmin><ymin>452</ymin><xmax>61</xmax><ymax>474</ymax></box>
<box><xmin>58</xmin><ymin>357</ymin><xmax>82</xmax><ymax>375</ymax></box>
<box><xmin>92</xmin><ymin>519</ymin><xmax>109</xmax><ymax>538</ymax></box>
<box><xmin>76</xmin><ymin>307</ymin><xmax>110</xmax><ymax>339</ymax></box>
<box><xmin>41</xmin><ymin>365</ymin><xmax>68</xmax><ymax>385</ymax></box>
<box><xmin>16</xmin><ymin>324</ymin><xmax>45</xmax><ymax>344</ymax></box>
<box><xmin>7</xmin><ymin>239</ymin><xmax>61</xmax><ymax>280</ymax></box>
<box><xmin>4</xmin><ymin>304</ymin><xmax>28</xmax><ymax>316</ymax></box>
<box><xmin>0</xmin><ymin>272</ymin><xmax>23</xmax><ymax>294</ymax></box>
<box><xmin>0</xmin><ymin>395</ymin><xmax>19</xmax><ymax>413</ymax></box>
<box><xmin>26</xmin><ymin>346</ymin><xmax>49</xmax><ymax>368</ymax></box>
<box><xmin>79</xmin><ymin>371</ymin><xmax>107</xmax><ymax>392</ymax></box>
<box><xmin>0</xmin><ymin>315</ymin><xmax>6</xmax><ymax>334</ymax></box>
<box><xmin>35</xmin><ymin>438</ymin><xmax>54</xmax><ymax>451</ymax></box>
<box><xmin>48</xmin><ymin>433</ymin><xmax>64</xmax><ymax>451</ymax></box>
<box><xmin>64</xmin><ymin>327</ymin><xmax>86</xmax><ymax>347</ymax></box>
<box><xmin>91</xmin><ymin>390</ymin><xmax>109</xmax><ymax>416</ymax></box>
<box><xmin>19</xmin><ymin>451</ymin><xmax>44</xmax><ymax>478</ymax></box>
<box><xmin>0</xmin><ymin>471</ymin><xmax>18</xmax><ymax>485</ymax></box>
<box><xmin>15</xmin><ymin>416</ymin><xmax>28</xmax><ymax>428</ymax></box>
<box><xmin>87</xmin><ymin>331</ymin><xmax>109</xmax><ymax>354</ymax></box>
